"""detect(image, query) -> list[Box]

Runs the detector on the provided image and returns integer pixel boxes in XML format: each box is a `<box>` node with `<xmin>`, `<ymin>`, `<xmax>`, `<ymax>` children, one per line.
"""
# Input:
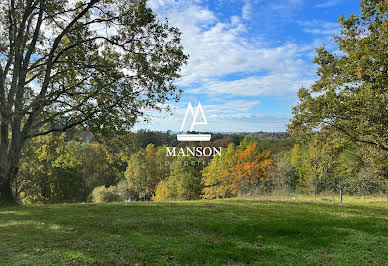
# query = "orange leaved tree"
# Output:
<box><xmin>227</xmin><ymin>142</ymin><xmax>275</xmax><ymax>196</ymax></box>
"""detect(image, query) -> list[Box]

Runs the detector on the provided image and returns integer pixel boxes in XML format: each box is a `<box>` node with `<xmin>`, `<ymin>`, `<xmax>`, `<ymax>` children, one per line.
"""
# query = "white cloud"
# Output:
<box><xmin>270</xmin><ymin>0</ymin><xmax>303</xmax><ymax>11</ymax></box>
<box><xmin>187</xmin><ymin>74</ymin><xmax>314</xmax><ymax>97</ymax></box>
<box><xmin>315</xmin><ymin>0</ymin><xmax>338</xmax><ymax>8</ymax></box>
<box><xmin>210</xmin><ymin>113</ymin><xmax>291</xmax><ymax>131</ymax></box>
<box><xmin>142</xmin><ymin>0</ymin><xmax>327</xmax><ymax>131</ymax></box>
<box><xmin>297</xmin><ymin>20</ymin><xmax>339</xmax><ymax>35</ymax></box>
<box><xmin>148</xmin><ymin>1</ymin><xmax>316</xmax><ymax>97</ymax></box>
<box><xmin>242</xmin><ymin>0</ymin><xmax>252</xmax><ymax>20</ymax></box>
<box><xmin>205</xmin><ymin>99</ymin><xmax>261</xmax><ymax>116</ymax></box>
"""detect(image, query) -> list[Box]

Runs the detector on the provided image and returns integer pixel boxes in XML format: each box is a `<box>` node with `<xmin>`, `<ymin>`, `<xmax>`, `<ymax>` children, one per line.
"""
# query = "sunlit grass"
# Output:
<box><xmin>243</xmin><ymin>192</ymin><xmax>388</xmax><ymax>207</ymax></box>
<box><xmin>0</xmin><ymin>199</ymin><xmax>387</xmax><ymax>265</ymax></box>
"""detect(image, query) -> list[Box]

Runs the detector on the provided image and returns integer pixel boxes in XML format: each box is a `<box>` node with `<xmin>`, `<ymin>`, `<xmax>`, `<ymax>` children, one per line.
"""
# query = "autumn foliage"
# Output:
<box><xmin>227</xmin><ymin>143</ymin><xmax>275</xmax><ymax>195</ymax></box>
<box><xmin>202</xmin><ymin>142</ymin><xmax>275</xmax><ymax>199</ymax></box>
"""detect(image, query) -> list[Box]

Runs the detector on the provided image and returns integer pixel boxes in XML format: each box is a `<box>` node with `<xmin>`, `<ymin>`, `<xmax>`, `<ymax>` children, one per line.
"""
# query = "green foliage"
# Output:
<box><xmin>276</xmin><ymin>151</ymin><xmax>299</xmax><ymax>192</ymax></box>
<box><xmin>338</xmin><ymin>144</ymin><xmax>388</xmax><ymax>194</ymax></box>
<box><xmin>122</xmin><ymin>129</ymin><xmax>294</xmax><ymax>153</ymax></box>
<box><xmin>15</xmin><ymin>131</ymin><xmax>294</xmax><ymax>204</ymax></box>
<box><xmin>237</xmin><ymin>137</ymin><xmax>255</xmax><ymax>151</ymax></box>
<box><xmin>165</xmin><ymin>156</ymin><xmax>205</xmax><ymax>200</ymax></box>
<box><xmin>202</xmin><ymin>143</ymin><xmax>236</xmax><ymax>199</ymax></box>
<box><xmin>125</xmin><ymin>144</ymin><xmax>171</xmax><ymax>200</ymax></box>
<box><xmin>0</xmin><ymin>0</ymin><xmax>188</xmax><ymax>203</ymax></box>
<box><xmin>289</xmin><ymin>0</ymin><xmax>388</xmax><ymax>151</ymax></box>
<box><xmin>17</xmin><ymin>133</ymin><xmax>126</xmax><ymax>204</ymax></box>
<box><xmin>153</xmin><ymin>155</ymin><xmax>205</xmax><ymax>201</ymax></box>
<box><xmin>91</xmin><ymin>186</ymin><xmax>121</xmax><ymax>203</ymax></box>
<box><xmin>152</xmin><ymin>180</ymin><xmax>171</xmax><ymax>201</ymax></box>
<box><xmin>76</xmin><ymin>142</ymin><xmax>117</xmax><ymax>194</ymax></box>
<box><xmin>287</xmin><ymin>1</ymin><xmax>387</xmax><ymax>197</ymax></box>
<box><xmin>287</xmin><ymin>133</ymin><xmax>387</xmax><ymax>195</ymax></box>
<box><xmin>18</xmin><ymin>134</ymin><xmax>84</xmax><ymax>204</ymax></box>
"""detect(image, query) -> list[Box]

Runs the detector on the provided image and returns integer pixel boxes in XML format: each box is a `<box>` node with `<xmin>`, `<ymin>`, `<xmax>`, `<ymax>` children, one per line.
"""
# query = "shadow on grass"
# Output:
<box><xmin>0</xmin><ymin>201</ymin><xmax>387</xmax><ymax>265</ymax></box>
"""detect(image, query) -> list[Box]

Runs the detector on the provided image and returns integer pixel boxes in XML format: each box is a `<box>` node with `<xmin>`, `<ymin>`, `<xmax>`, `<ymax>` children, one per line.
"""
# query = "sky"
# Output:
<box><xmin>135</xmin><ymin>0</ymin><xmax>361</xmax><ymax>133</ymax></box>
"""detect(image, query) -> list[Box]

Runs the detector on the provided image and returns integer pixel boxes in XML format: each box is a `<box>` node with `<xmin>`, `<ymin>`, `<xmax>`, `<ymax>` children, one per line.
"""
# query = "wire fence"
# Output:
<box><xmin>241</xmin><ymin>178</ymin><xmax>388</xmax><ymax>204</ymax></box>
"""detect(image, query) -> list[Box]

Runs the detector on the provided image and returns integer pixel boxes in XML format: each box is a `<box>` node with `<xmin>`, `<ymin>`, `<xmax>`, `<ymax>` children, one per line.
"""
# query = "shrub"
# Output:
<box><xmin>116</xmin><ymin>179</ymin><xmax>131</xmax><ymax>201</ymax></box>
<box><xmin>91</xmin><ymin>185</ymin><xmax>121</xmax><ymax>203</ymax></box>
<box><xmin>152</xmin><ymin>180</ymin><xmax>171</xmax><ymax>201</ymax></box>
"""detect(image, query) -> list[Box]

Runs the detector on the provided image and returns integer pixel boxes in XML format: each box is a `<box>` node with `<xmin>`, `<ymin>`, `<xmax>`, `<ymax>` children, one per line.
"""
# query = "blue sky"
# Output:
<box><xmin>135</xmin><ymin>0</ymin><xmax>361</xmax><ymax>133</ymax></box>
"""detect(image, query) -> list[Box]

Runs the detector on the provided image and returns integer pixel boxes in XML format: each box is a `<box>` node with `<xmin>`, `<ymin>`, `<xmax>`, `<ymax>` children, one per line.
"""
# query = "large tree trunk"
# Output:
<box><xmin>1</xmin><ymin>124</ymin><xmax>24</xmax><ymax>204</ymax></box>
<box><xmin>0</xmin><ymin>119</ymin><xmax>16</xmax><ymax>204</ymax></box>
<box><xmin>0</xmin><ymin>133</ymin><xmax>22</xmax><ymax>205</ymax></box>
<box><xmin>0</xmin><ymin>177</ymin><xmax>15</xmax><ymax>204</ymax></box>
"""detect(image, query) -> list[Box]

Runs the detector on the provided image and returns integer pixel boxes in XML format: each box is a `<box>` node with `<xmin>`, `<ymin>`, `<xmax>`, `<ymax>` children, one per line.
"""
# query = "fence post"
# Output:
<box><xmin>385</xmin><ymin>180</ymin><xmax>388</xmax><ymax>201</ymax></box>
<box><xmin>384</xmin><ymin>180</ymin><xmax>388</xmax><ymax>201</ymax></box>
<box><xmin>289</xmin><ymin>181</ymin><xmax>292</xmax><ymax>200</ymax></box>
<box><xmin>362</xmin><ymin>176</ymin><xmax>366</xmax><ymax>204</ymax></box>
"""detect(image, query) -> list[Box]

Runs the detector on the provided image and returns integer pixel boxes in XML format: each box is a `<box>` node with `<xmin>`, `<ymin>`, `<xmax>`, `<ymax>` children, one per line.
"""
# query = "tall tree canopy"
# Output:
<box><xmin>288</xmin><ymin>0</ymin><xmax>387</xmax><ymax>151</ymax></box>
<box><xmin>0</xmin><ymin>0</ymin><xmax>187</xmax><ymax>203</ymax></box>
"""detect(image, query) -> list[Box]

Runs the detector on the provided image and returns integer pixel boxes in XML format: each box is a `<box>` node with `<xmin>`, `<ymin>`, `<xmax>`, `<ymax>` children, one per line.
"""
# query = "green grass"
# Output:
<box><xmin>0</xmin><ymin>199</ymin><xmax>387</xmax><ymax>265</ymax></box>
<box><xmin>245</xmin><ymin>192</ymin><xmax>388</xmax><ymax>206</ymax></box>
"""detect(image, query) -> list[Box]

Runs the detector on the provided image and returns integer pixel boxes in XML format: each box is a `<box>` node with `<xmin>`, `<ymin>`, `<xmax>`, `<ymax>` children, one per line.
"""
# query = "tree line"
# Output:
<box><xmin>13</xmin><ymin>127</ymin><xmax>386</xmax><ymax>204</ymax></box>
<box><xmin>14</xmin><ymin>129</ymin><xmax>294</xmax><ymax>203</ymax></box>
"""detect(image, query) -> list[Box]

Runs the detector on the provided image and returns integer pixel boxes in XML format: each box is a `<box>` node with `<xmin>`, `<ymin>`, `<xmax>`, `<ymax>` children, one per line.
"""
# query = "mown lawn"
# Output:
<box><xmin>0</xmin><ymin>199</ymin><xmax>387</xmax><ymax>265</ymax></box>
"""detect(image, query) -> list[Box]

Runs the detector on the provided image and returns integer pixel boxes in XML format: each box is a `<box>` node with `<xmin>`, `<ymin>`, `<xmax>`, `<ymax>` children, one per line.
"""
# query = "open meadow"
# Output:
<box><xmin>1</xmin><ymin>199</ymin><xmax>387</xmax><ymax>265</ymax></box>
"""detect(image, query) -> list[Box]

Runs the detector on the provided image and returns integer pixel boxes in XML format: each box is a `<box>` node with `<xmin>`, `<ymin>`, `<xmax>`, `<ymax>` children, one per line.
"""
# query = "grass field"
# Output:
<box><xmin>1</xmin><ymin>199</ymin><xmax>387</xmax><ymax>265</ymax></box>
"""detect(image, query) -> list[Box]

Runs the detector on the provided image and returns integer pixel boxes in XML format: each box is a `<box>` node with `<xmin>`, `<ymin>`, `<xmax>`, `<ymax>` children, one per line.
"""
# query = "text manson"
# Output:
<box><xmin>166</xmin><ymin>147</ymin><xmax>222</xmax><ymax>157</ymax></box>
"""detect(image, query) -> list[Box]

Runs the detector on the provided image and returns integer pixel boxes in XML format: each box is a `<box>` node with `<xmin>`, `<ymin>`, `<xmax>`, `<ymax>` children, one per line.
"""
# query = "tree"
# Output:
<box><xmin>202</xmin><ymin>142</ymin><xmax>275</xmax><ymax>198</ymax></box>
<box><xmin>337</xmin><ymin>143</ymin><xmax>387</xmax><ymax>195</ymax></box>
<box><xmin>301</xmin><ymin>135</ymin><xmax>343</xmax><ymax>195</ymax></box>
<box><xmin>0</xmin><ymin>0</ymin><xmax>187</xmax><ymax>203</ymax></box>
<box><xmin>276</xmin><ymin>151</ymin><xmax>298</xmax><ymax>196</ymax></box>
<box><xmin>288</xmin><ymin>0</ymin><xmax>387</xmax><ymax>151</ymax></box>
<box><xmin>77</xmin><ymin>141</ymin><xmax>118</xmax><ymax>199</ymax></box>
<box><xmin>152</xmin><ymin>180</ymin><xmax>171</xmax><ymax>201</ymax></box>
<box><xmin>227</xmin><ymin>142</ymin><xmax>275</xmax><ymax>196</ymax></box>
<box><xmin>17</xmin><ymin>133</ymin><xmax>85</xmax><ymax>203</ymax></box>
<box><xmin>202</xmin><ymin>143</ymin><xmax>235</xmax><ymax>199</ymax></box>
<box><xmin>286</xmin><ymin>131</ymin><xmax>387</xmax><ymax>196</ymax></box>
<box><xmin>17</xmin><ymin>133</ymin><xmax>121</xmax><ymax>203</ymax></box>
<box><xmin>162</xmin><ymin>155</ymin><xmax>205</xmax><ymax>200</ymax></box>
<box><xmin>125</xmin><ymin>144</ymin><xmax>171</xmax><ymax>200</ymax></box>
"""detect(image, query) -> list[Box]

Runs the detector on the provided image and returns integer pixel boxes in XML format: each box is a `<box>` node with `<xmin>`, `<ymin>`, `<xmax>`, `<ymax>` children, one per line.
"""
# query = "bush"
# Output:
<box><xmin>116</xmin><ymin>179</ymin><xmax>132</xmax><ymax>201</ymax></box>
<box><xmin>91</xmin><ymin>185</ymin><xmax>121</xmax><ymax>203</ymax></box>
<box><xmin>153</xmin><ymin>180</ymin><xmax>171</xmax><ymax>201</ymax></box>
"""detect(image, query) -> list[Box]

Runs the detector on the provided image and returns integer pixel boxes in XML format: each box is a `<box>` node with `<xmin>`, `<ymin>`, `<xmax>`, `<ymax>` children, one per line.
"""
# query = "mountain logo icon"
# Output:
<box><xmin>177</xmin><ymin>102</ymin><xmax>211</xmax><ymax>141</ymax></box>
